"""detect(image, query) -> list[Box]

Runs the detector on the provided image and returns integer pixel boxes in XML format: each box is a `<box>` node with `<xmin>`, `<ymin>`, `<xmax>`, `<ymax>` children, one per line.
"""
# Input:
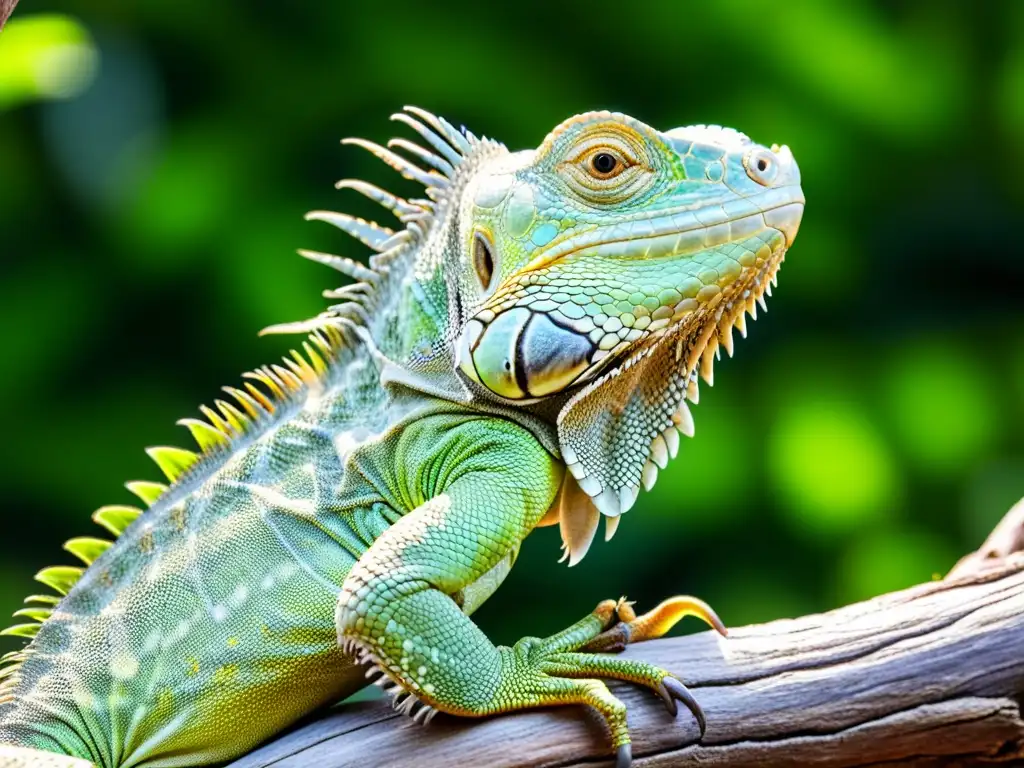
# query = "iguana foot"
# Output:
<box><xmin>338</xmin><ymin>497</ymin><xmax>725</xmax><ymax>768</ymax></box>
<box><xmin>486</xmin><ymin>595</ymin><xmax>724</xmax><ymax>764</ymax></box>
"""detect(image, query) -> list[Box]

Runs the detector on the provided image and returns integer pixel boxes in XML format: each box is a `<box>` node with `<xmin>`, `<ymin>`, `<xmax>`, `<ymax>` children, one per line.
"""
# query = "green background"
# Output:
<box><xmin>1</xmin><ymin>0</ymin><xmax>1022</xmax><ymax>657</ymax></box>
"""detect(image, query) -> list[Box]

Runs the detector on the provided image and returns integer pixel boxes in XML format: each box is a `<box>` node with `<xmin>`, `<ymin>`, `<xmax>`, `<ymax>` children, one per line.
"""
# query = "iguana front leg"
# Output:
<box><xmin>335</xmin><ymin>416</ymin><xmax>719</xmax><ymax>765</ymax></box>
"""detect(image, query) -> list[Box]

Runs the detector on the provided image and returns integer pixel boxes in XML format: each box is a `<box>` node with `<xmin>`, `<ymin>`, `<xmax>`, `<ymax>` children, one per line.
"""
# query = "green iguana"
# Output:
<box><xmin>0</xmin><ymin>107</ymin><xmax>804</xmax><ymax>768</ymax></box>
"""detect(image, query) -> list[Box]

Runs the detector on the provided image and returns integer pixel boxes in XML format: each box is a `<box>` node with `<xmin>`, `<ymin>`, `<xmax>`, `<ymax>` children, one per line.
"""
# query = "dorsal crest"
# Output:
<box><xmin>260</xmin><ymin>107</ymin><xmax>498</xmax><ymax>340</ymax></box>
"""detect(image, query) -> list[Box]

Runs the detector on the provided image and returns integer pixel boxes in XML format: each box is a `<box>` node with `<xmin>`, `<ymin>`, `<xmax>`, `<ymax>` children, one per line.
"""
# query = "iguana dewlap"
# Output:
<box><xmin>0</xmin><ymin>108</ymin><xmax>803</xmax><ymax>768</ymax></box>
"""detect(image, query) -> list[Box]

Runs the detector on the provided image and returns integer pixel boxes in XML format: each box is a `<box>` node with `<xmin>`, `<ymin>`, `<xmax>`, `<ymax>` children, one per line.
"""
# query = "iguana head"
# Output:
<box><xmin>297</xmin><ymin>107</ymin><xmax>802</xmax><ymax>558</ymax></box>
<box><xmin>451</xmin><ymin>111</ymin><xmax>803</xmax><ymax>522</ymax></box>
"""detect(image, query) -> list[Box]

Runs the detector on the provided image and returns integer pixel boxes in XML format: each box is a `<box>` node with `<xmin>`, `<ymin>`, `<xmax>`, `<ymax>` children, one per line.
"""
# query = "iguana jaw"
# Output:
<box><xmin>539</xmin><ymin>238</ymin><xmax>795</xmax><ymax>560</ymax></box>
<box><xmin>660</xmin><ymin>231</ymin><xmax>789</xmax><ymax>394</ymax></box>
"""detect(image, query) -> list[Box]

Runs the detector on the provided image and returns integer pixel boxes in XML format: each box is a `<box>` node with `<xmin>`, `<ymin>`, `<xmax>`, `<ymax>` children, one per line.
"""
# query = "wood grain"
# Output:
<box><xmin>232</xmin><ymin>502</ymin><xmax>1024</xmax><ymax>767</ymax></box>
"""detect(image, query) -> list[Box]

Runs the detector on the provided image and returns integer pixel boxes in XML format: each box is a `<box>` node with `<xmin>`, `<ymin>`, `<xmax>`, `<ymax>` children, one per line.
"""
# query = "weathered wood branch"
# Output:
<box><xmin>0</xmin><ymin>0</ymin><xmax>17</xmax><ymax>31</ymax></box>
<box><xmin>232</xmin><ymin>502</ymin><xmax>1024</xmax><ymax>767</ymax></box>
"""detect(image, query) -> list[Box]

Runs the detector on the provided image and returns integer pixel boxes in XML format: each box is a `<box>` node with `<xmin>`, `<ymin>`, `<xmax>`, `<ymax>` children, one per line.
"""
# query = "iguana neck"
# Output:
<box><xmin>353</xmin><ymin>140</ymin><xmax>511</xmax><ymax>400</ymax></box>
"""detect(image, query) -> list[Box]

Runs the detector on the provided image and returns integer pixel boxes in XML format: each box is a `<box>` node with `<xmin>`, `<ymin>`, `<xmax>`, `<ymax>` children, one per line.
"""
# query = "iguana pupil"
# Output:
<box><xmin>591</xmin><ymin>151</ymin><xmax>617</xmax><ymax>175</ymax></box>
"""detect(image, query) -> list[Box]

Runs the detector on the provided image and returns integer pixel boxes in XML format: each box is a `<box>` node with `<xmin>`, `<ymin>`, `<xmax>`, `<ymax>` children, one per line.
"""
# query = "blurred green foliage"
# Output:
<box><xmin>0</xmin><ymin>0</ymin><xmax>1022</xmax><ymax>658</ymax></box>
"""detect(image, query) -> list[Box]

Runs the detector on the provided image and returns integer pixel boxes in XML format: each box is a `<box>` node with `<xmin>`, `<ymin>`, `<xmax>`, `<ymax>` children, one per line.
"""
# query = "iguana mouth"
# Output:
<box><xmin>517</xmin><ymin>187</ymin><xmax>804</xmax><ymax>278</ymax></box>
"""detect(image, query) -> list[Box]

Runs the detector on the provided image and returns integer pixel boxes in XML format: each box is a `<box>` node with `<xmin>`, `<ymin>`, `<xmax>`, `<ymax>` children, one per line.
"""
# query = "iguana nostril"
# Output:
<box><xmin>744</xmin><ymin>148</ymin><xmax>779</xmax><ymax>185</ymax></box>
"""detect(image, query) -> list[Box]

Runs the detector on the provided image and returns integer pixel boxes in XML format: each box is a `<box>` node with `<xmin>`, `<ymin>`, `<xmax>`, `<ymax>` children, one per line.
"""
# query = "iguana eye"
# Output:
<box><xmin>555</xmin><ymin>124</ymin><xmax>652</xmax><ymax>204</ymax></box>
<box><xmin>473</xmin><ymin>231</ymin><xmax>495</xmax><ymax>290</ymax></box>
<box><xmin>583</xmin><ymin>148</ymin><xmax>629</xmax><ymax>180</ymax></box>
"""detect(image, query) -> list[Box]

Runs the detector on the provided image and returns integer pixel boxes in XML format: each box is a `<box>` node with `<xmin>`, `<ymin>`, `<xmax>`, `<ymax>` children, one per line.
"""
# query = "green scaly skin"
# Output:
<box><xmin>0</xmin><ymin>108</ymin><xmax>803</xmax><ymax>768</ymax></box>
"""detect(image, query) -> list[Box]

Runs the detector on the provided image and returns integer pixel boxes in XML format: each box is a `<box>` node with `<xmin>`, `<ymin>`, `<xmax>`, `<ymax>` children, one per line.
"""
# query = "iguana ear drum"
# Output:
<box><xmin>472</xmin><ymin>232</ymin><xmax>495</xmax><ymax>290</ymax></box>
<box><xmin>456</xmin><ymin>309</ymin><xmax>594</xmax><ymax>400</ymax></box>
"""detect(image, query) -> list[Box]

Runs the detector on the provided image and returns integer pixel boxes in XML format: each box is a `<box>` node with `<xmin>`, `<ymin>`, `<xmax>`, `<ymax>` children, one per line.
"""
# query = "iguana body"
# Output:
<box><xmin>0</xmin><ymin>108</ymin><xmax>803</xmax><ymax>768</ymax></box>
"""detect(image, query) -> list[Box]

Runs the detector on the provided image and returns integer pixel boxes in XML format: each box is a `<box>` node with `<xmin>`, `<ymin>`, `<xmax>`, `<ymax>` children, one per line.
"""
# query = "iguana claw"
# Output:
<box><xmin>616</xmin><ymin>743</ymin><xmax>632</xmax><ymax>768</ymax></box>
<box><xmin>657</xmin><ymin>676</ymin><xmax>707</xmax><ymax>736</ymax></box>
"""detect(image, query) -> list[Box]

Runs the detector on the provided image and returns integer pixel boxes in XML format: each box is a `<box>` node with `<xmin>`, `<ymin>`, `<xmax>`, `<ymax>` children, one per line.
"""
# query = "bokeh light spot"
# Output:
<box><xmin>39</xmin><ymin>28</ymin><xmax>163</xmax><ymax>210</ymax></box>
<box><xmin>882</xmin><ymin>342</ymin><xmax>998</xmax><ymax>476</ymax></box>
<box><xmin>0</xmin><ymin>15</ymin><xmax>97</xmax><ymax>109</ymax></box>
<box><xmin>770</xmin><ymin>396</ymin><xmax>900</xmax><ymax>534</ymax></box>
<box><xmin>124</xmin><ymin>125</ymin><xmax>242</xmax><ymax>264</ymax></box>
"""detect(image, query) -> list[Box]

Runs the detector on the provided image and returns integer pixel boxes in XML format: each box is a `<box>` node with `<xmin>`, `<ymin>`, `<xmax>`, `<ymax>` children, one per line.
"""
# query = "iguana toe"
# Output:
<box><xmin>628</xmin><ymin>595</ymin><xmax>727</xmax><ymax>643</ymax></box>
<box><xmin>580</xmin><ymin>594</ymin><xmax>726</xmax><ymax>654</ymax></box>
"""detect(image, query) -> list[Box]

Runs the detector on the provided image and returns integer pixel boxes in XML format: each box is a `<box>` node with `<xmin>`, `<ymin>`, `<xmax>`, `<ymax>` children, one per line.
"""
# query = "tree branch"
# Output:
<box><xmin>0</xmin><ymin>0</ymin><xmax>17</xmax><ymax>32</ymax></box>
<box><xmin>231</xmin><ymin>501</ymin><xmax>1024</xmax><ymax>767</ymax></box>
